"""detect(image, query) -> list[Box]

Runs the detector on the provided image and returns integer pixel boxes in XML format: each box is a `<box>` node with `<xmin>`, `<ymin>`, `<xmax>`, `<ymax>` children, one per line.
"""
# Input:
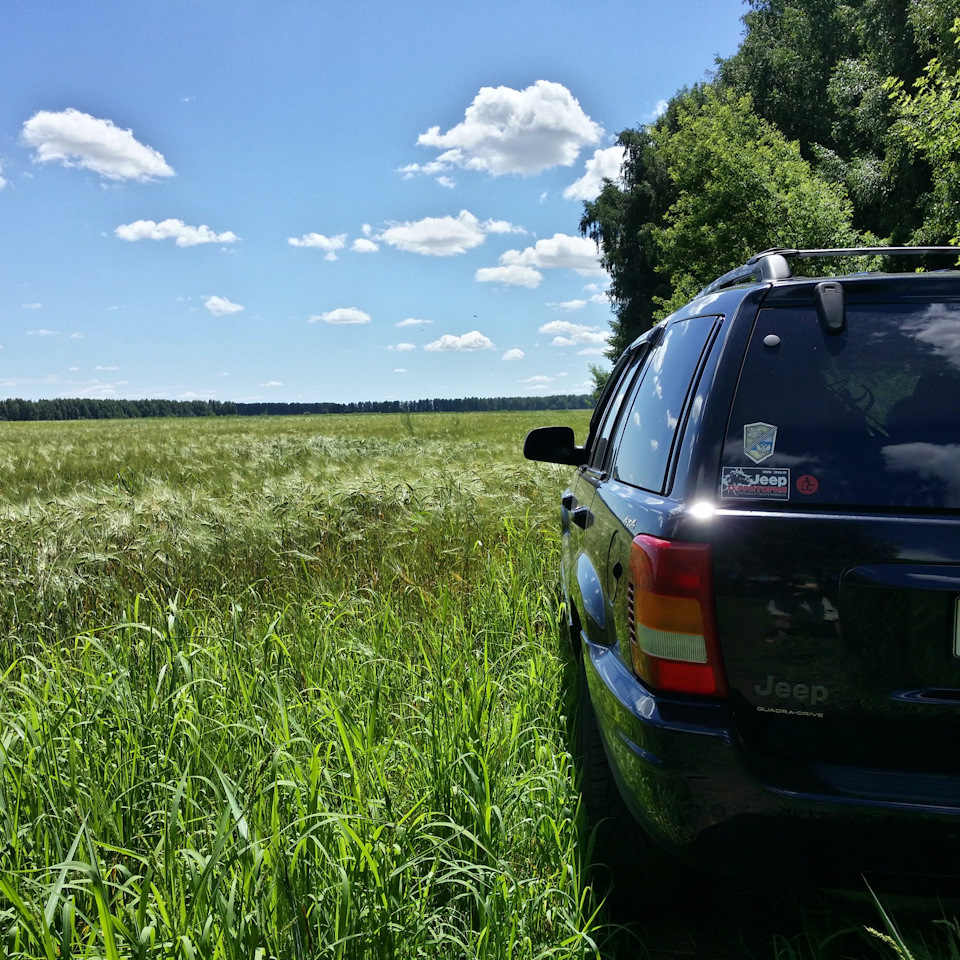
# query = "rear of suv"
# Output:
<box><xmin>525</xmin><ymin>247</ymin><xmax>960</xmax><ymax>891</ymax></box>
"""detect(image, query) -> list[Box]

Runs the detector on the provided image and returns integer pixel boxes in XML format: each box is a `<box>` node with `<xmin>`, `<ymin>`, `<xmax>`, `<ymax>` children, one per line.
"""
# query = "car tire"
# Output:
<box><xmin>575</xmin><ymin>650</ymin><xmax>690</xmax><ymax>913</ymax></box>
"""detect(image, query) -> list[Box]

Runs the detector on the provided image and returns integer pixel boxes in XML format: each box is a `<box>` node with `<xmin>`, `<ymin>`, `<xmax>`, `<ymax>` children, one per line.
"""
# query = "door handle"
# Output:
<box><xmin>571</xmin><ymin>507</ymin><xmax>594</xmax><ymax>530</ymax></box>
<box><xmin>562</xmin><ymin>493</ymin><xmax>577</xmax><ymax>511</ymax></box>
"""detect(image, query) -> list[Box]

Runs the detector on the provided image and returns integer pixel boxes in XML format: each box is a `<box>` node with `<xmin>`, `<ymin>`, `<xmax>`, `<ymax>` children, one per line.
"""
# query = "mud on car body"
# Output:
<box><xmin>525</xmin><ymin>247</ymin><xmax>960</xmax><ymax>893</ymax></box>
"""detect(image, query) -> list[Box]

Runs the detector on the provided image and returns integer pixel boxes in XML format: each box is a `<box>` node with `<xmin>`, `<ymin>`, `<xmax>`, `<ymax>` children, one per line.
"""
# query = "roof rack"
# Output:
<box><xmin>698</xmin><ymin>245</ymin><xmax>960</xmax><ymax>298</ymax></box>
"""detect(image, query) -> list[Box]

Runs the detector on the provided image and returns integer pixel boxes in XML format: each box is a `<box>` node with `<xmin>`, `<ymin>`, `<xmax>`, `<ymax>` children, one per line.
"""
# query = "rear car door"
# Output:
<box><xmin>579</xmin><ymin>315</ymin><xmax>720</xmax><ymax>659</ymax></box>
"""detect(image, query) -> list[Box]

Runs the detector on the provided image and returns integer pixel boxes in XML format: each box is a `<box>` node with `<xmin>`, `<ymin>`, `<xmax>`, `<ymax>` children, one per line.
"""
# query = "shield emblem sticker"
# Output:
<box><xmin>743</xmin><ymin>422</ymin><xmax>777</xmax><ymax>464</ymax></box>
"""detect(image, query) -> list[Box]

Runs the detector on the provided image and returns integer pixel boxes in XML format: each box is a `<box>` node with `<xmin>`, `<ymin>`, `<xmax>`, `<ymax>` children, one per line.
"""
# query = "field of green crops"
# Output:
<box><xmin>0</xmin><ymin>411</ymin><xmax>957</xmax><ymax>960</ymax></box>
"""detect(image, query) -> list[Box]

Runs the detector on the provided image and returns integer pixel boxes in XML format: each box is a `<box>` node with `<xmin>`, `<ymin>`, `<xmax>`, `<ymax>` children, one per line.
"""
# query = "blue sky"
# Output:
<box><xmin>0</xmin><ymin>0</ymin><xmax>746</xmax><ymax>403</ymax></box>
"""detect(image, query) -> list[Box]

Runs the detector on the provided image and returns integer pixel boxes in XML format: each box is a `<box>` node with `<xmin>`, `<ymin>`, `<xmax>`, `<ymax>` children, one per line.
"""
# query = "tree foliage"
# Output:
<box><xmin>650</xmin><ymin>88</ymin><xmax>864</xmax><ymax>315</ymax></box>
<box><xmin>584</xmin><ymin>0</ymin><xmax>960</xmax><ymax>367</ymax></box>
<box><xmin>887</xmin><ymin>18</ymin><xmax>960</xmax><ymax>243</ymax></box>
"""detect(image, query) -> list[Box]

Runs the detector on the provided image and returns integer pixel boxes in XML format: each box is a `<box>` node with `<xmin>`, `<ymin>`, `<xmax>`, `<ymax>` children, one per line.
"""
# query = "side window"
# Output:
<box><xmin>612</xmin><ymin>315</ymin><xmax>717</xmax><ymax>492</ymax></box>
<box><xmin>588</xmin><ymin>346</ymin><xmax>649</xmax><ymax>470</ymax></box>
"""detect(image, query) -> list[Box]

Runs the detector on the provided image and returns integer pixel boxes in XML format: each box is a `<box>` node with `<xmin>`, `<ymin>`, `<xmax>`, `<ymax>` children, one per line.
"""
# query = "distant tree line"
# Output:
<box><xmin>582</xmin><ymin>0</ymin><xmax>960</xmax><ymax>363</ymax></box>
<box><xmin>0</xmin><ymin>394</ymin><xmax>593</xmax><ymax>422</ymax></box>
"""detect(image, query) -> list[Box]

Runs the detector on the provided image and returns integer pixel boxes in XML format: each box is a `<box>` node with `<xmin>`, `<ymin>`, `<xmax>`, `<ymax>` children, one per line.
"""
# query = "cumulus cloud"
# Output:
<box><xmin>539</xmin><ymin>319</ymin><xmax>610</xmax><ymax>346</ymax></box>
<box><xmin>424</xmin><ymin>330</ymin><xmax>494</xmax><ymax>352</ymax></box>
<box><xmin>499</xmin><ymin>234</ymin><xmax>605</xmax><ymax>275</ymax></box>
<box><xmin>647</xmin><ymin>99</ymin><xmax>670</xmax><ymax>121</ymax></box>
<box><xmin>0</xmin><ymin>164</ymin><xmax>6</xmax><ymax>190</ymax></box>
<box><xmin>388</xmin><ymin>342</ymin><xmax>416</xmax><ymax>351</ymax></box>
<box><xmin>397</xmin><ymin>317</ymin><xmax>433</xmax><ymax>327</ymax></box>
<box><xmin>204</xmin><ymin>295</ymin><xmax>244</xmax><ymax>316</ymax></box>
<box><xmin>27</xmin><ymin>329</ymin><xmax>57</xmax><ymax>337</ymax></box>
<box><xmin>548</xmin><ymin>299</ymin><xmax>588</xmax><ymax>311</ymax></box>
<box><xmin>351</xmin><ymin>237</ymin><xmax>379</xmax><ymax>253</ymax></box>
<box><xmin>378</xmin><ymin>210</ymin><xmax>486</xmax><ymax>256</ymax></box>
<box><xmin>310</xmin><ymin>307</ymin><xmax>371</xmax><ymax>324</ymax></box>
<box><xmin>501</xmin><ymin>348</ymin><xmax>525</xmax><ymax>361</ymax></box>
<box><xmin>413</xmin><ymin>80</ymin><xmax>602</xmax><ymax>177</ymax></box>
<box><xmin>21</xmin><ymin>108</ymin><xmax>174</xmax><ymax>181</ymax></box>
<box><xmin>563</xmin><ymin>145</ymin><xmax>625</xmax><ymax>201</ymax></box>
<box><xmin>482</xmin><ymin>219</ymin><xmax>527</xmax><ymax>235</ymax></box>
<box><xmin>116</xmin><ymin>219</ymin><xmax>238</xmax><ymax>247</ymax></box>
<box><xmin>288</xmin><ymin>232</ymin><xmax>347</xmax><ymax>260</ymax></box>
<box><xmin>260</xmin><ymin>381</ymin><xmax>283</xmax><ymax>387</ymax></box>
<box><xmin>436</xmin><ymin>176</ymin><xmax>455</xmax><ymax>189</ymax></box>
<box><xmin>520</xmin><ymin>375</ymin><xmax>554</xmax><ymax>384</ymax></box>
<box><xmin>394</xmin><ymin>368</ymin><xmax>408</xmax><ymax>373</ymax></box>
<box><xmin>475</xmin><ymin>264</ymin><xmax>543</xmax><ymax>288</ymax></box>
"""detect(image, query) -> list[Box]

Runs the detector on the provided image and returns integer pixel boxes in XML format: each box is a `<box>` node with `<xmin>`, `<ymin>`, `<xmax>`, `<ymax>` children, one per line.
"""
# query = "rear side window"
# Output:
<box><xmin>613</xmin><ymin>315</ymin><xmax>717</xmax><ymax>493</ymax></box>
<box><xmin>588</xmin><ymin>345</ymin><xmax>648</xmax><ymax>470</ymax></box>
<box><xmin>721</xmin><ymin>300</ymin><xmax>960</xmax><ymax>508</ymax></box>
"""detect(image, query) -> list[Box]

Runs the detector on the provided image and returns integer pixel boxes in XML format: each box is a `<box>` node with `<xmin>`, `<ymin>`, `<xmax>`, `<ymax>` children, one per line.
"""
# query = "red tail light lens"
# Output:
<box><xmin>627</xmin><ymin>534</ymin><xmax>728</xmax><ymax>698</ymax></box>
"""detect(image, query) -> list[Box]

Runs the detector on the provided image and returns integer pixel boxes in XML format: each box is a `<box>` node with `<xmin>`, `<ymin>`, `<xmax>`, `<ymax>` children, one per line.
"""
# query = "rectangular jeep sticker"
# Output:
<box><xmin>721</xmin><ymin>466</ymin><xmax>791</xmax><ymax>500</ymax></box>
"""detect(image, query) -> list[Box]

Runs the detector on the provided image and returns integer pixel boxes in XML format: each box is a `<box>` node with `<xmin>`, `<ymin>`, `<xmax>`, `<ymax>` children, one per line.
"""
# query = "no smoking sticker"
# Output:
<box><xmin>796</xmin><ymin>475</ymin><xmax>819</xmax><ymax>495</ymax></box>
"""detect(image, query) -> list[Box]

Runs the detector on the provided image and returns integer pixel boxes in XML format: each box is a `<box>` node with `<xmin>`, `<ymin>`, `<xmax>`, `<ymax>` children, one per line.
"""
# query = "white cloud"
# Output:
<box><xmin>394</xmin><ymin>368</ymin><xmax>408</xmax><ymax>374</ymax></box>
<box><xmin>0</xmin><ymin>163</ymin><xmax>6</xmax><ymax>190</ymax></box>
<box><xmin>288</xmin><ymin>232</ymin><xmax>347</xmax><ymax>260</ymax></box>
<box><xmin>436</xmin><ymin>176</ymin><xmax>456</xmax><ymax>189</ymax></box>
<box><xmin>204</xmin><ymin>295</ymin><xmax>244</xmax><ymax>316</ymax></box>
<box><xmin>397</xmin><ymin>317</ymin><xmax>433</xmax><ymax>327</ymax></box>
<box><xmin>27</xmin><ymin>329</ymin><xmax>57</xmax><ymax>337</ymax></box>
<box><xmin>499</xmin><ymin>234</ymin><xmax>605</xmax><ymax>275</ymax></box>
<box><xmin>501</xmin><ymin>348</ymin><xmax>525</xmax><ymax>361</ymax></box>
<box><xmin>414</xmin><ymin>80</ymin><xmax>602</xmax><ymax>176</ymax></box>
<box><xmin>481</xmin><ymin>219</ymin><xmax>526</xmax><ymax>235</ymax></box>
<box><xmin>21</xmin><ymin>303</ymin><xmax>41</xmax><ymax>309</ymax></box>
<box><xmin>548</xmin><ymin>299</ymin><xmax>588</xmax><ymax>311</ymax></box>
<box><xmin>388</xmin><ymin>342</ymin><xmax>416</xmax><ymax>351</ymax></box>
<box><xmin>520</xmin><ymin>375</ymin><xmax>554</xmax><ymax>384</ymax></box>
<box><xmin>475</xmin><ymin>265</ymin><xmax>543</xmax><ymax>288</ymax></box>
<box><xmin>378</xmin><ymin>210</ymin><xmax>486</xmax><ymax>256</ymax></box>
<box><xmin>577</xmin><ymin>347</ymin><xmax>607</xmax><ymax>356</ymax></box>
<box><xmin>351</xmin><ymin>237</ymin><xmax>379</xmax><ymax>253</ymax></box>
<box><xmin>94</xmin><ymin>365</ymin><xmax>119</xmax><ymax>371</ymax></box>
<box><xmin>260</xmin><ymin>381</ymin><xmax>283</xmax><ymax>387</ymax></box>
<box><xmin>310</xmin><ymin>307</ymin><xmax>371</xmax><ymax>324</ymax></box>
<box><xmin>116</xmin><ymin>219</ymin><xmax>238</xmax><ymax>247</ymax></box>
<box><xmin>424</xmin><ymin>330</ymin><xmax>494</xmax><ymax>352</ymax></box>
<box><xmin>70</xmin><ymin>332</ymin><xmax>85</xmax><ymax>339</ymax></box>
<box><xmin>563</xmin><ymin>145</ymin><xmax>625</xmax><ymax>201</ymax></box>
<box><xmin>539</xmin><ymin>319</ymin><xmax>610</xmax><ymax>346</ymax></box>
<box><xmin>21</xmin><ymin>108</ymin><xmax>174</xmax><ymax>181</ymax></box>
<box><xmin>647</xmin><ymin>99</ymin><xmax>669</xmax><ymax>121</ymax></box>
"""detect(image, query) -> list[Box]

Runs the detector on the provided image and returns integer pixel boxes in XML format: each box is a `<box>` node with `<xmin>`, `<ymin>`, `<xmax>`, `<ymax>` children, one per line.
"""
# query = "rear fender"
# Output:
<box><xmin>577</xmin><ymin>551</ymin><xmax>609</xmax><ymax>643</ymax></box>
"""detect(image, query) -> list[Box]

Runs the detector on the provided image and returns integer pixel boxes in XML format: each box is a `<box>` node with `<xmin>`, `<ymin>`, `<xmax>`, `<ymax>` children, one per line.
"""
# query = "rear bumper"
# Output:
<box><xmin>584</xmin><ymin>638</ymin><xmax>960</xmax><ymax>887</ymax></box>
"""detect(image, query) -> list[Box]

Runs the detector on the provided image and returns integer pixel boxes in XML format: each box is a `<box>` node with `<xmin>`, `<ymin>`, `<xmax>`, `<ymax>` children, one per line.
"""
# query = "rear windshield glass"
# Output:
<box><xmin>721</xmin><ymin>300</ymin><xmax>960</xmax><ymax>509</ymax></box>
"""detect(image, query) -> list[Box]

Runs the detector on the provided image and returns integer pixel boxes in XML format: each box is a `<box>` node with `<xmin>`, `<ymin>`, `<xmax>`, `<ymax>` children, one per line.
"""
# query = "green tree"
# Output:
<box><xmin>579</xmin><ymin>126</ymin><xmax>675</xmax><ymax>360</ymax></box>
<box><xmin>886</xmin><ymin>18</ymin><xmax>960</xmax><ymax>244</ymax></box>
<box><xmin>650</xmin><ymin>88</ymin><xmax>865</xmax><ymax>315</ymax></box>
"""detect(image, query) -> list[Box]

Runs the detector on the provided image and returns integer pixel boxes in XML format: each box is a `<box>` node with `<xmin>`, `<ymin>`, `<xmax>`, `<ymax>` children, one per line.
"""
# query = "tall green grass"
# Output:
<box><xmin>0</xmin><ymin>412</ymin><xmax>605</xmax><ymax>959</ymax></box>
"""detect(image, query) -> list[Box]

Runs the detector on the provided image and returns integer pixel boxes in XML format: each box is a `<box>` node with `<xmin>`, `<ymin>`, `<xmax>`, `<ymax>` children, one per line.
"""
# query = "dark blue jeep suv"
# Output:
<box><xmin>525</xmin><ymin>247</ymin><xmax>960</xmax><ymax>892</ymax></box>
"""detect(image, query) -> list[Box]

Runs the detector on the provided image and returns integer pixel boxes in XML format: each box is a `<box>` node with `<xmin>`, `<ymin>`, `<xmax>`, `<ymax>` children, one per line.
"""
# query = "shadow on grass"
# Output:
<box><xmin>595</xmin><ymin>880</ymin><xmax>960</xmax><ymax>960</ymax></box>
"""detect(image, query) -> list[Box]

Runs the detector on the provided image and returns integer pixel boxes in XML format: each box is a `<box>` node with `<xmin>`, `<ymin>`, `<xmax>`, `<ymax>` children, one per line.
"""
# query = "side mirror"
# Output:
<box><xmin>523</xmin><ymin>426</ymin><xmax>587</xmax><ymax>466</ymax></box>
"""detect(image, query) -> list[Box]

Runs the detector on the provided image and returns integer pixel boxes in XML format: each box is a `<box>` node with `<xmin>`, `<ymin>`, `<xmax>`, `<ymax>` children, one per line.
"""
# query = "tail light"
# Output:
<box><xmin>627</xmin><ymin>534</ymin><xmax>728</xmax><ymax>698</ymax></box>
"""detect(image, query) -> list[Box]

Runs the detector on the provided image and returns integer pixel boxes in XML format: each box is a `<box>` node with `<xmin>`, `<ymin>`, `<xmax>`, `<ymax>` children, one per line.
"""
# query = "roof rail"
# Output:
<box><xmin>697</xmin><ymin>245</ymin><xmax>960</xmax><ymax>298</ymax></box>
